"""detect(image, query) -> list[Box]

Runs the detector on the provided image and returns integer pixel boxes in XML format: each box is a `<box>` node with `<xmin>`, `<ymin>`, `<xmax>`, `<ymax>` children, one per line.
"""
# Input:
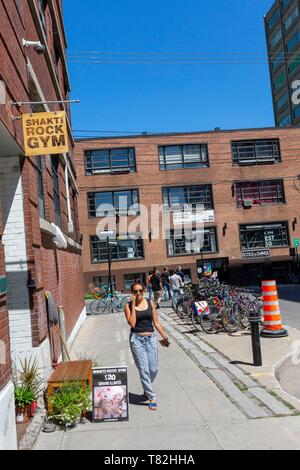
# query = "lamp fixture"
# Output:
<box><xmin>223</xmin><ymin>223</ymin><xmax>228</xmax><ymax>237</ymax></box>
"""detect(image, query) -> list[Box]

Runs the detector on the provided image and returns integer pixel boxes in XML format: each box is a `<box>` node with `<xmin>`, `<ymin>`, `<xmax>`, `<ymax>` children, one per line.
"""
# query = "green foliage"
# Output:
<box><xmin>75</xmin><ymin>352</ymin><xmax>102</xmax><ymax>368</ymax></box>
<box><xmin>15</xmin><ymin>387</ymin><xmax>35</xmax><ymax>409</ymax></box>
<box><xmin>49</xmin><ymin>382</ymin><xmax>91</xmax><ymax>428</ymax></box>
<box><xmin>18</xmin><ymin>356</ymin><xmax>44</xmax><ymax>400</ymax></box>
<box><xmin>85</xmin><ymin>293</ymin><xmax>95</xmax><ymax>300</ymax></box>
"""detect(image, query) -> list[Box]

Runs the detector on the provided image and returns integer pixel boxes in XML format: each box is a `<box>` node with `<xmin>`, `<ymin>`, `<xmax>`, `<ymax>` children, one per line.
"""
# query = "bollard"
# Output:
<box><xmin>249</xmin><ymin>310</ymin><xmax>262</xmax><ymax>367</ymax></box>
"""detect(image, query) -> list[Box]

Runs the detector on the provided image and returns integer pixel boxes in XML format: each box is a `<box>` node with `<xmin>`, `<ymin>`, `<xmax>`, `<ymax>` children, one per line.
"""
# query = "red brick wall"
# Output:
<box><xmin>75</xmin><ymin>127</ymin><xmax>300</xmax><ymax>290</ymax></box>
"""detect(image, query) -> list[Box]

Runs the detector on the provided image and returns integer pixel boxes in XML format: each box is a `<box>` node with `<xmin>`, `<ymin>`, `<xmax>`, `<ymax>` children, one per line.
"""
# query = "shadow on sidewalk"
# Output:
<box><xmin>230</xmin><ymin>360</ymin><xmax>255</xmax><ymax>367</ymax></box>
<box><xmin>129</xmin><ymin>393</ymin><xmax>149</xmax><ymax>407</ymax></box>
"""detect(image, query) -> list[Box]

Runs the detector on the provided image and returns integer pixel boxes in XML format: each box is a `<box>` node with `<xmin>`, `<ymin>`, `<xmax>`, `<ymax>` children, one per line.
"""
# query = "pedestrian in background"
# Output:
<box><xmin>169</xmin><ymin>269</ymin><xmax>183</xmax><ymax>305</ymax></box>
<box><xmin>161</xmin><ymin>267</ymin><xmax>172</xmax><ymax>301</ymax></box>
<box><xmin>150</xmin><ymin>267</ymin><xmax>163</xmax><ymax>309</ymax></box>
<box><xmin>125</xmin><ymin>281</ymin><xmax>170</xmax><ymax>411</ymax></box>
<box><xmin>146</xmin><ymin>270</ymin><xmax>153</xmax><ymax>301</ymax></box>
<box><xmin>176</xmin><ymin>266</ymin><xmax>185</xmax><ymax>282</ymax></box>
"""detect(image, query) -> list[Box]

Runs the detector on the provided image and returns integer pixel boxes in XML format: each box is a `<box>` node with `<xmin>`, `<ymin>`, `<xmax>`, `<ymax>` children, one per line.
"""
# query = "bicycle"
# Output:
<box><xmin>91</xmin><ymin>288</ymin><xmax>130</xmax><ymax>314</ymax></box>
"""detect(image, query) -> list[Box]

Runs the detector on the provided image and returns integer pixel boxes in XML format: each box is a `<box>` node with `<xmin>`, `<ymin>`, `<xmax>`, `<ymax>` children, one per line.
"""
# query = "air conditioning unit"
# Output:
<box><xmin>243</xmin><ymin>199</ymin><xmax>253</xmax><ymax>208</ymax></box>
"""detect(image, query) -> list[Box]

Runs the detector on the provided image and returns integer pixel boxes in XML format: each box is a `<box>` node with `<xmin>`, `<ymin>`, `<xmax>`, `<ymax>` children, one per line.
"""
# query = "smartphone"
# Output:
<box><xmin>160</xmin><ymin>338</ymin><xmax>170</xmax><ymax>348</ymax></box>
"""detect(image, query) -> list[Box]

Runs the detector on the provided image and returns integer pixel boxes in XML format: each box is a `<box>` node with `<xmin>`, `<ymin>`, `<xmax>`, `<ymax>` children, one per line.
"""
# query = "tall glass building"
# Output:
<box><xmin>265</xmin><ymin>0</ymin><xmax>300</xmax><ymax>126</ymax></box>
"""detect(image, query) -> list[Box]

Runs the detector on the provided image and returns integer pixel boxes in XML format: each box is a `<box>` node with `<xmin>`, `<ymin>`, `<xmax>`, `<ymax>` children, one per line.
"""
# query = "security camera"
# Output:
<box><xmin>22</xmin><ymin>39</ymin><xmax>46</xmax><ymax>54</ymax></box>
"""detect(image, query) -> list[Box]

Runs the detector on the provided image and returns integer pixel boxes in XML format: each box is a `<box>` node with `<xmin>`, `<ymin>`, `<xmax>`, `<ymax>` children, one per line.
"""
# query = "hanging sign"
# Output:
<box><xmin>92</xmin><ymin>366</ymin><xmax>129</xmax><ymax>422</ymax></box>
<box><xmin>22</xmin><ymin>111</ymin><xmax>69</xmax><ymax>156</ymax></box>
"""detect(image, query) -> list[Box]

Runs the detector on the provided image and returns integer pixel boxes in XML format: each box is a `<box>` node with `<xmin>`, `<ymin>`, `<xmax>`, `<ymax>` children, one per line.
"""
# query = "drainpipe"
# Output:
<box><xmin>65</xmin><ymin>164</ymin><xmax>73</xmax><ymax>235</ymax></box>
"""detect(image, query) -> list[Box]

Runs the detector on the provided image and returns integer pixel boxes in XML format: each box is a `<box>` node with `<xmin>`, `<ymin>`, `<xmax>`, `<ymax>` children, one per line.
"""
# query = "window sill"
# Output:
<box><xmin>40</xmin><ymin>218</ymin><xmax>82</xmax><ymax>251</ymax></box>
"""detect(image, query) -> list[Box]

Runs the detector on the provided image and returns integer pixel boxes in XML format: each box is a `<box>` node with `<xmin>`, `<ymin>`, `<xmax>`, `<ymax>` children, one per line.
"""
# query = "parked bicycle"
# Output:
<box><xmin>90</xmin><ymin>287</ymin><xmax>131</xmax><ymax>314</ymax></box>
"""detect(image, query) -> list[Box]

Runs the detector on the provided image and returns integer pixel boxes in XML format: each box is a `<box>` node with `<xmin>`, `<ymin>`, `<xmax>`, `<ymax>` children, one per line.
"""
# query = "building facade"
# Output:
<box><xmin>265</xmin><ymin>0</ymin><xmax>300</xmax><ymax>126</ymax></box>
<box><xmin>0</xmin><ymin>0</ymin><xmax>85</xmax><ymax>449</ymax></box>
<box><xmin>75</xmin><ymin>127</ymin><xmax>300</xmax><ymax>293</ymax></box>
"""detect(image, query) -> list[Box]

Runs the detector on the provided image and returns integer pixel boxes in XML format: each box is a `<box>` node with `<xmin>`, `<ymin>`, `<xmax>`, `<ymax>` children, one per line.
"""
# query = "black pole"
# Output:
<box><xmin>249</xmin><ymin>312</ymin><xmax>262</xmax><ymax>367</ymax></box>
<box><xmin>107</xmin><ymin>236</ymin><xmax>113</xmax><ymax>296</ymax></box>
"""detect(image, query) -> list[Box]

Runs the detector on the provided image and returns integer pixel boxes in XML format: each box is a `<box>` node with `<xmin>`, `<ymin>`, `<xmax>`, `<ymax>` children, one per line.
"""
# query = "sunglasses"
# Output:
<box><xmin>133</xmin><ymin>289</ymin><xmax>144</xmax><ymax>294</ymax></box>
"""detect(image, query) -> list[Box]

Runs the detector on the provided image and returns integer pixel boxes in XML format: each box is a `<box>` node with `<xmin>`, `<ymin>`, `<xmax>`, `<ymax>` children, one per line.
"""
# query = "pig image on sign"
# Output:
<box><xmin>94</xmin><ymin>386</ymin><xmax>126</xmax><ymax>420</ymax></box>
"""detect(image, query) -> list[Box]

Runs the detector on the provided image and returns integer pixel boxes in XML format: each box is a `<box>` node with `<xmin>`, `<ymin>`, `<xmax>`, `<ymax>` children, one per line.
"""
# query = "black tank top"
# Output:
<box><xmin>130</xmin><ymin>299</ymin><xmax>154</xmax><ymax>334</ymax></box>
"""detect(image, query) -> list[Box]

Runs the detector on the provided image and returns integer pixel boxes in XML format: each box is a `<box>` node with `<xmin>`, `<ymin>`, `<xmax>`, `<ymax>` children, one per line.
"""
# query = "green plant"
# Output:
<box><xmin>15</xmin><ymin>387</ymin><xmax>35</xmax><ymax>409</ymax></box>
<box><xmin>85</xmin><ymin>293</ymin><xmax>95</xmax><ymax>300</ymax></box>
<box><xmin>49</xmin><ymin>382</ymin><xmax>91</xmax><ymax>428</ymax></box>
<box><xmin>76</xmin><ymin>352</ymin><xmax>102</xmax><ymax>368</ymax></box>
<box><xmin>18</xmin><ymin>356</ymin><xmax>44</xmax><ymax>400</ymax></box>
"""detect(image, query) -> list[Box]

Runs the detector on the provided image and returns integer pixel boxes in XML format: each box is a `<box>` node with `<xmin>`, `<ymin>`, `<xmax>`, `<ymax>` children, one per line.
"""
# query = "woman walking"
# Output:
<box><xmin>124</xmin><ymin>281</ymin><xmax>170</xmax><ymax>410</ymax></box>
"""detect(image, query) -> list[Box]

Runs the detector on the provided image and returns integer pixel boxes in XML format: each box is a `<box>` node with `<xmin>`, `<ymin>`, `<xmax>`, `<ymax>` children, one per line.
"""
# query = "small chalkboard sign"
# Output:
<box><xmin>92</xmin><ymin>366</ymin><xmax>129</xmax><ymax>422</ymax></box>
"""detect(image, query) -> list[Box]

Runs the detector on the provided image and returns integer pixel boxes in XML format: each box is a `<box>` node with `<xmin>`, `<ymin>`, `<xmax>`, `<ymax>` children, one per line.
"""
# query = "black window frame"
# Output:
<box><xmin>90</xmin><ymin>234</ymin><xmax>144</xmax><ymax>263</ymax></box>
<box><xmin>239</xmin><ymin>222</ymin><xmax>289</xmax><ymax>251</ymax></box>
<box><xmin>232</xmin><ymin>139</ymin><xmax>281</xmax><ymax>166</ymax></box>
<box><xmin>51</xmin><ymin>156</ymin><xmax>61</xmax><ymax>228</ymax></box>
<box><xmin>38</xmin><ymin>0</ymin><xmax>47</xmax><ymax>35</ymax></box>
<box><xmin>123</xmin><ymin>273</ymin><xmax>146</xmax><ymax>291</ymax></box>
<box><xmin>166</xmin><ymin>227</ymin><xmax>218</xmax><ymax>257</ymax></box>
<box><xmin>84</xmin><ymin>147</ymin><xmax>136</xmax><ymax>176</ymax></box>
<box><xmin>159</xmin><ymin>143</ymin><xmax>209</xmax><ymax>171</ymax></box>
<box><xmin>88</xmin><ymin>189</ymin><xmax>140</xmax><ymax>218</ymax></box>
<box><xmin>235</xmin><ymin>180</ymin><xmax>285</xmax><ymax>208</ymax></box>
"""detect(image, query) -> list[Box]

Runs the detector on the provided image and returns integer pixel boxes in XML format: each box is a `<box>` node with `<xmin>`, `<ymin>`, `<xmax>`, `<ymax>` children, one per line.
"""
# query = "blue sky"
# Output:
<box><xmin>63</xmin><ymin>0</ymin><xmax>275</xmax><ymax>136</ymax></box>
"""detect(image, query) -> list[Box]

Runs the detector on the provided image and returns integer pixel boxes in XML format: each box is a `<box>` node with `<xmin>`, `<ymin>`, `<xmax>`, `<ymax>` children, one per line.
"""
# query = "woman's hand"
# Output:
<box><xmin>130</xmin><ymin>294</ymin><xmax>137</xmax><ymax>305</ymax></box>
<box><xmin>159</xmin><ymin>337</ymin><xmax>170</xmax><ymax>348</ymax></box>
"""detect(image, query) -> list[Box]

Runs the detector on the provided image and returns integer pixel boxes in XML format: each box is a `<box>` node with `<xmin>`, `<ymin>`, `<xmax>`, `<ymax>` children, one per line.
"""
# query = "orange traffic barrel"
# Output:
<box><xmin>260</xmin><ymin>280</ymin><xmax>288</xmax><ymax>338</ymax></box>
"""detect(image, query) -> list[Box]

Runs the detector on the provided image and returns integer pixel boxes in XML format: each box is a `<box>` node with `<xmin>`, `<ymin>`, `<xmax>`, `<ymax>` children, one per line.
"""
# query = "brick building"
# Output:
<box><xmin>0</xmin><ymin>1</ymin><xmax>85</xmax><ymax>449</ymax></box>
<box><xmin>75</xmin><ymin>127</ymin><xmax>300</xmax><ymax>293</ymax></box>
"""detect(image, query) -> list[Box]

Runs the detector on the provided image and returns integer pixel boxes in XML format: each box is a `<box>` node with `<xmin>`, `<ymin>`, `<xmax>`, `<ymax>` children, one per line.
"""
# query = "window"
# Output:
<box><xmin>269</xmin><ymin>29</ymin><xmax>282</xmax><ymax>49</ymax></box>
<box><xmin>85</xmin><ymin>148</ymin><xmax>136</xmax><ymax>175</ymax></box>
<box><xmin>167</xmin><ymin>227</ymin><xmax>218</xmax><ymax>256</ymax></box>
<box><xmin>268</xmin><ymin>9</ymin><xmax>280</xmax><ymax>30</ymax></box>
<box><xmin>36</xmin><ymin>156</ymin><xmax>45</xmax><ymax>219</ymax></box>
<box><xmin>240</xmin><ymin>222</ymin><xmax>289</xmax><ymax>250</ymax></box>
<box><xmin>90</xmin><ymin>234</ymin><xmax>144</xmax><ymax>263</ymax></box>
<box><xmin>293</xmin><ymin>104</ymin><xmax>300</xmax><ymax>118</ymax></box>
<box><xmin>284</xmin><ymin>7</ymin><xmax>299</xmax><ymax>31</ymax></box>
<box><xmin>272</xmin><ymin>51</ymin><xmax>285</xmax><ymax>70</ymax></box>
<box><xmin>124</xmin><ymin>273</ymin><xmax>146</xmax><ymax>291</ymax></box>
<box><xmin>88</xmin><ymin>190</ymin><xmax>139</xmax><ymax>217</ymax></box>
<box><xmin>38</xmin><ymin>0</ymin><xmax>47</xmax><ymax>34</ymax></box>
<box><xmin>162</xmin><ymin>185</ymin><xmax>213</xmax><ymax>211</ymax></box>
<box><xmin>278</xmin><ymin>113</ymin><xmax>292</xmax><ymax>126</ymax></box>
<box><xmin>51</xmin><ymin>156</ymin><xmax>61</xmax><ymax>227</ymax></box>
<box><xmin>288</xmin><ymin>54</ymin><xmax>300</xmax><ymax>75</ymax></box>
<box><xmin>282</xmin><ymin>0</ymin><xmax>292</xmax><ymax>10</ymax></box>
<box><xmin>232</xmin><ymin>140</ymin><xmax>281</xmax><ymax>166</ymax></box>
<box><xmin>159</xmin><ymin>144</ymin><xmax>209</xmax><ymax>170</ymax></box>
<box><xmin>93</xmin><ymin>276</ymin><xmax>116</xmax><ymax>291</ymax></box>
<box><xmin>235</xmin><ymin>180</ymin><xmax>285</xmax><ymax>207</ymax></box>
<box><xmin>286</xmin><ymin>30</ymin><xmax>300</xmax><ymax>52</ymax></box>
<box><xmin>274</xmin><ymin>70</ymin><xmax>286</xmax><ymax>90</ymax></box>
<box><xmin>276</xmin><ymin>92</ymin><xmax>289</xmax><ymax>110</ymax></box>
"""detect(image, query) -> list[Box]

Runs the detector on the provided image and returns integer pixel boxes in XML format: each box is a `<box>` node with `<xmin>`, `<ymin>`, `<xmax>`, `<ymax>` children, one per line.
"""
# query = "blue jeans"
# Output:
<box><xmin>172</xmin><ymin>287</ymin><xmax>180</xmax><ymax>305</ymax></box>
<box><xmin>148</xmin><ymin>287</ymin><xmax>153</xmax><ymax>301</ymax></box>
<box><xmin>163</xmin><ymin>284</ymin><xmax>172</xmax><ymax>301</ymax></box>
<box><xmin>130</xmin><ymin>333</ymin><xmax>158</xmax><ymax>401</ymax></box>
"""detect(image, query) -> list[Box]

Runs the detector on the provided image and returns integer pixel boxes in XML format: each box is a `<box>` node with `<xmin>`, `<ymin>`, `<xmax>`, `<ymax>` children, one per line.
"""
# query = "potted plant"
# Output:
<box><xmin>15</xmin><ymin>387</ymin><xmax>35</xmax><ymax>423</ymax></box>
<box><xmin>49</xmin><ymin>382</ymin><xmax>91</xmax><ymax>429</ymax></box>
<box><xmin>18</xmin><ymin>356</ymin><xmax>44</xmax><ymax>417</ymax></box>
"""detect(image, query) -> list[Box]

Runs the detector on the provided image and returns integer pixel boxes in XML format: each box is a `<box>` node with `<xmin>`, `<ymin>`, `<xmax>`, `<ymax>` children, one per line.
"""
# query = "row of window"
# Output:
<box><xmin>36</xmin><ymin>155</ymin><xmax>78</xmax><ymax>239</ymax></box>
<box><xmin>84</xmin><ymin>139</ymin><xmax>282</xmax><ymax>175</ymax></box>
<box><xmin>87</xmin><ymin>179</ymin><xmax>286</xmax><ymax>218</ymax></box>
<box><xmin>90</xmin><ymin>221</ymin><xmax>290</xmax><ymax>263</ymax></box>
<box><xmin>267</xmin><ymin>0</ymin><xmax>295</xmax><ymax>32</ymax></box>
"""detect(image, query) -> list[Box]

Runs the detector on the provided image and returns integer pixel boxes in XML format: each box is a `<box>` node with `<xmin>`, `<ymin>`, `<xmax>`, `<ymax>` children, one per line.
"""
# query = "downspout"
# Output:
<box><xmin>65</xmin><ymin>164</ymin><xmax>73</xmax><ymax>235</ymax></box>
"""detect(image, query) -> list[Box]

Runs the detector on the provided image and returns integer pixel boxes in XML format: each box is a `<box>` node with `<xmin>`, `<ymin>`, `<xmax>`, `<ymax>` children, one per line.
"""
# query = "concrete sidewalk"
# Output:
<box><xmin>34</xmin><ymin>308</ymin><xmax>300</xmax><ymax>450</ymax></box>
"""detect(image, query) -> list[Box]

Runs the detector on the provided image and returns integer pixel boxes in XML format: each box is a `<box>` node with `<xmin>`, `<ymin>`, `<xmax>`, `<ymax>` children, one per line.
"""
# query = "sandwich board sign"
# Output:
<box><xmin>22</xmin><ymin>111</ymin><xmax>69</xmax><ymax>156</ymax></box>
<box><xmin>92</xmin><ymin>366</ymin><xmax>129</xmax><ymax>422</ymax></box>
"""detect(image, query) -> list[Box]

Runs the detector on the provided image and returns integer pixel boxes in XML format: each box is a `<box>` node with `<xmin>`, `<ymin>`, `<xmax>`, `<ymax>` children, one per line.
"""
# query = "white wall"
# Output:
<box><xmin>0</xmin><ymin>381</ymin><xmax>17</xmax><ymax>450</ymax></box>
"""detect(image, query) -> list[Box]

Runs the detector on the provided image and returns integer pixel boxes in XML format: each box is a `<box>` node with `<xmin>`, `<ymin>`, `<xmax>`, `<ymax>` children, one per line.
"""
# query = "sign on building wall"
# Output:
<box><xmin>173</xmin><ymin>210</ymin><xmax>215</xmax><ymax>225</ymax></box>
<box><xmin>22</xmin><ymin>111</ymin><xmax>69</xmax><ymax>156</ymax></box>
<box><xmin>92</xmin><ymin>366</ymin><xmax>129</xmax><ymax>423</ymax></box>
<box><xmin>241</xmin><ymin>250</ymin><xmax>271</xmax><ymax>260</ymax></box>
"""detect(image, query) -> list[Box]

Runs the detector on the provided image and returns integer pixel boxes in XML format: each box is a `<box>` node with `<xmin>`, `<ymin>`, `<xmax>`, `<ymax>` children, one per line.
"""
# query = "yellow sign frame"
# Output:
<box><xmin>22</xmin><ymin>111</ymin><xmax>69</xmax><ymax>156</ymax></box>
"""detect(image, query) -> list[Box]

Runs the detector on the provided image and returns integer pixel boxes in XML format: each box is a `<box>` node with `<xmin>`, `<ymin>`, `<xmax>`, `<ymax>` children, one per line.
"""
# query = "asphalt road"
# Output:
<box><xmin>277</xmin><ymin>285</ymin><xmax>300</xmax><ymax>331</ymax></box>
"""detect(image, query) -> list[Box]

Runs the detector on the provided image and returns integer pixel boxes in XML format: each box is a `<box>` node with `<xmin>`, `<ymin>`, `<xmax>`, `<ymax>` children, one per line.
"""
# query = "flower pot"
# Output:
<box><xmin>30</xmin><ymin>400</ymin><xmax>38</xmax><ymax>417</ymax></box>
<box><xmin>16</xmin><ymin>406</ymin><xmax>30</xmax><ymax>424</ymax></box>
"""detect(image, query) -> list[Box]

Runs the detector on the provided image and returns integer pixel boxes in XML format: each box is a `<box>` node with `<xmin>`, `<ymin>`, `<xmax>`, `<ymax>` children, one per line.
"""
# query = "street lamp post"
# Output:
<box><xmin>98</xmin><ymin>230</ymin><xmax>116</xmax><ymax>295</ymax></box>
<box><xmin>107</xmin><ymin>236</ymin><xmax>113</xmax><ymax>296</ymax></box>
